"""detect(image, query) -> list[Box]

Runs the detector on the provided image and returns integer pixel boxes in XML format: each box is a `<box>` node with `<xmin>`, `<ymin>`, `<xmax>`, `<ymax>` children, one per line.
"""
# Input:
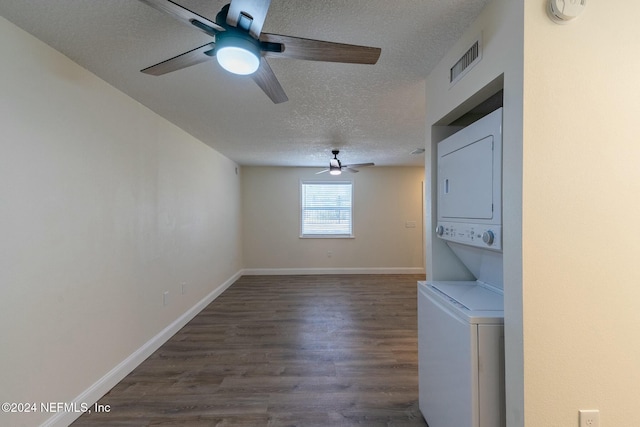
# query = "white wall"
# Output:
<box><xmin>424</xmin><ymin>0</ymin><xmax>524</xmax><ymax>423</ymax></box>
<box><xmin>0</xmin><ymin>17</ymin><xmax>242</xmax><ymax>427</ymax></box>
<box><xmin>242</xmin><ymin>166</ymin><xmax>425</xmax><ymax>274</ymax></box>
<box><xmin>426</xmin><ymin>0</ymin><xmax>640</xmax><ymax>426</ymax></box>
<box><xmin>521</xmin><ymin>2</ymin><xmax>640</xmax><ymax>426</ymax></box>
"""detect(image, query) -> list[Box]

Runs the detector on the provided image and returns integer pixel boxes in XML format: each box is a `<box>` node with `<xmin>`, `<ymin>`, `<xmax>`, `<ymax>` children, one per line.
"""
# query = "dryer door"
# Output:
<box><xmin>439</xmin><ymin>135</ymin><xmax>494</xmax><ymax>220</ymax></box>
<box><xmin>437</xmin><ymin>107</ymin><xmax>502</xmax><ymax>225</ymax></box>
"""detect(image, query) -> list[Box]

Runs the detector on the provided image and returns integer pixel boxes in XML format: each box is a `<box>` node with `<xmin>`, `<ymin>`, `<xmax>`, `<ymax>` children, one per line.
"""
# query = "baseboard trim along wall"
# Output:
<box><xmin>242</xmin><ymin>267</ymin><xmax>426</xmax><ymax>275</ymax></box>
<box><xmin>42</xmin><ymin>270</ymin><xmax>243</xmax><ymax>427</ymax></box>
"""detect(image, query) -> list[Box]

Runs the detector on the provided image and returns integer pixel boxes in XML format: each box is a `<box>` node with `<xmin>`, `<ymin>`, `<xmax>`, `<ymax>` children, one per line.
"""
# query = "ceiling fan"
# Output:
<box><xmin>136</xmin><ymin>0</ymin><xmax>382</xmax><ymax>104</ymax></box>
<box><xmin>316</xmin><ymin>150</ymin><xmax>374</xmax><ymax>175</ymax></box>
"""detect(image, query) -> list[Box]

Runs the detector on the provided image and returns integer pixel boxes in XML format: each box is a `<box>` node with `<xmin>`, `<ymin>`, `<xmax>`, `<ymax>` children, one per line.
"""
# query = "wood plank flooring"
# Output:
<box><xmin>72</xmin><ymin>274</ymin><xmax>428</xmax><ymax>427</ymax></box>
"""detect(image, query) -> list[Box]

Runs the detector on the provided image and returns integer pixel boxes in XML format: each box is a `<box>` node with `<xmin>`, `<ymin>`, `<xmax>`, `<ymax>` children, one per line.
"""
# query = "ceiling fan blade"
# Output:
<box><xmin>137</xmin><ymin>0</ymin><xmax>224</xmax><ymax>36</ymax></box>
<box><xmin>260</xmin><ymin>33</ymin><xmax>381</xmax><ymax>64</ymax></box>
<box><xmin>226</xmin><ymin>0</ymin><xmax>271</xmax><ymax>39</ymax></box>
<box><xmin>316</xmin><ymin>169</ymin><xmax>330</xmax><ymax>175</ymax></box>
<box><xmin>141</xmin><ymin>43</ymin><xmax>216</xmax><ymax>75</ymax></box>
<box><xmin>251</xmin><ymin>58</ymin><xmax>288</xmax><ymax>104</ymax></box>
<box><xmin>344</xmin><ymin>163</ymin><xmax>375</xmax><ymax>168</ymax></box>
<box><xmin>345</xmin><ymin>168</ymin><xmax>360</xmax><ymax>173</ymax></box>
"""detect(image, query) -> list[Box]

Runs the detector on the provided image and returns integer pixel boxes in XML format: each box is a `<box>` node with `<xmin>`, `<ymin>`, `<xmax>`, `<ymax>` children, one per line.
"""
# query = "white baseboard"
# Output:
<box><xmin>41</xmin><ymin>270</ymin><xmax>242</xmax><ymax>427</ymax></box>
<box><xmin>241</xmin><ymin>267</ymin><xmax>425</xmax><ymax>275</ymax></box>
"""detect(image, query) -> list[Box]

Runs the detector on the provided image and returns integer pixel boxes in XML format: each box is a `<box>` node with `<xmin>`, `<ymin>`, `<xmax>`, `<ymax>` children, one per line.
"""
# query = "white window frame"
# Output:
<box><xmin>300</xmin><ymin>180</ymin><xmax>354</xmax><ymax>238</ymax></box>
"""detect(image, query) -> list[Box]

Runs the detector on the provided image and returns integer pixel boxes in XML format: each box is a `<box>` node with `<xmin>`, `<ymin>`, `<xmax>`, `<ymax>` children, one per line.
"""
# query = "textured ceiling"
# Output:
<box><xmin>0</xmin><ymin>0</ymin><xmax>491</xmax><ymax>167</ymax></box>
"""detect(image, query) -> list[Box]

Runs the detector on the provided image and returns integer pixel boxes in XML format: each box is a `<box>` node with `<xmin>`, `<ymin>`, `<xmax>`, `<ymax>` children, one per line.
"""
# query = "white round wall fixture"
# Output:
<box><xmin>547</xmin><ymin>0</ymin><xmax>587</xmax><ymax>24</ymax></box>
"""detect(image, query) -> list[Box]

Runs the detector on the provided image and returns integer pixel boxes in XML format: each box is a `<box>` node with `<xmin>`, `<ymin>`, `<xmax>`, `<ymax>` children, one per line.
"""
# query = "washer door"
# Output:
<box><xmin>418</xmin><ymin>285</ymin><xmax>478</xmax><ymax>427</ymax></box>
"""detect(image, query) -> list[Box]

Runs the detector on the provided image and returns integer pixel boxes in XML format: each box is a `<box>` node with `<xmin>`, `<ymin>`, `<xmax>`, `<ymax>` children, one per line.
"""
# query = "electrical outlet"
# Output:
<box><xmin>327</xmin><ymin>250</ymin><xmax>332</xmax><ymax>258</ymax></box>
<box><xmin>579</xmin><ymin>409</ymin><xmax>599</xmax><ymax>427</ymax></box>
<box><xmin>181</xmin><ymin>282</ymin><xmax>187</xmax><ymax>295</ymax></box>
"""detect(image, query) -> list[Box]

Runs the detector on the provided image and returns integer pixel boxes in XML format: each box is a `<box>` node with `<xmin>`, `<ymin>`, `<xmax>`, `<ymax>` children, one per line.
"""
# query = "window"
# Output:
<box><xmin>300</xmin><ymin>181</ymin><xmax>353</xmax><ymax>238</ymax></box>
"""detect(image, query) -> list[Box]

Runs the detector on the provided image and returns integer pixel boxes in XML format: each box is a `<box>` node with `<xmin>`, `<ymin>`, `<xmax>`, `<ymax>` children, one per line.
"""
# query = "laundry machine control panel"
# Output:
<box><xmin>436</xmin><ymin>221</ymin><xmax>502</xmax><ymax>251</ymax></box>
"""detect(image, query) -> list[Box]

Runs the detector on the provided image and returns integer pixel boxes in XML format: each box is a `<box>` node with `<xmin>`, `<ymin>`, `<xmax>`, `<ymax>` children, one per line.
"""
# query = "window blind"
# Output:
<box><xmin>301</xmin><ymin>181</ymin><xmax>353</xmax><ymax>237</ymax></box>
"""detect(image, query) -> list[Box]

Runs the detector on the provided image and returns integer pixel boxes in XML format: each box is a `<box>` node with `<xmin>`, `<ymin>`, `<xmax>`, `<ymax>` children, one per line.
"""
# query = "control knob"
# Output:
<box><xmin>435</xmin><ymin>225</ymin><xmax>444</xmax><ymax>236</ymax></box>
<box><xmin>482</xmin><ymin>230</ymin><xmax>495</xmax><ymax>246</ymax></box>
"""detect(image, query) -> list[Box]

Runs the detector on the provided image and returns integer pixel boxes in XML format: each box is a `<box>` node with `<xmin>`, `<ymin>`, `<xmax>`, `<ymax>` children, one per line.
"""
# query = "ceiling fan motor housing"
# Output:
<box><xmin>329</xmin><ymin>150</ymin><xmax>342</xmax><ymax>174</ymax></box>
<box><xmin>216</xmin><ymin>4</ymin><xmax>231</xmax><ymax>29</ymax></box>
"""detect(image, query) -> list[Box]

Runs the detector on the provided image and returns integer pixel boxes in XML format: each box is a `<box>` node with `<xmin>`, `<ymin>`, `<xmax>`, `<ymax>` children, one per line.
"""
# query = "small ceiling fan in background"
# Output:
<box><xmin>136</xmin><ymin>0</ymin><xmax>382</xmax><ymax>104</ymax></box>
<box><xmin>316</xmin><ymin>150</ymin><xmax>374</xmax><ymax>175</ymax></box>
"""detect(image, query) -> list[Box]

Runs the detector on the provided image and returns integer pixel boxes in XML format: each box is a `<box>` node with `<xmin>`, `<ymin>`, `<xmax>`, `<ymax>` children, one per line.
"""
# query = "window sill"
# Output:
<box><xmin>299</xmin><ymin>235</ymin><xmax>355</xmax><ymax>239</ymax></box>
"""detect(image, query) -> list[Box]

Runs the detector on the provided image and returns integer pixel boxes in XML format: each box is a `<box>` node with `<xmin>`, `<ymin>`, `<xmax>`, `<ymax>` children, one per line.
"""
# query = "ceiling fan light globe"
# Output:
<box><xmin>216</xmin><ymin>34</ymin><xmax>260</xmax><ymax>75</ymax></box>
<box><xmin>217</xmin><ymin>46</ymin><xmax>259</xmax><ymax>75</ymax></box>
<box><xmin>329</xmin><ymin>166</ymin><xmax>342</xmax><ymax>175</ymax></box>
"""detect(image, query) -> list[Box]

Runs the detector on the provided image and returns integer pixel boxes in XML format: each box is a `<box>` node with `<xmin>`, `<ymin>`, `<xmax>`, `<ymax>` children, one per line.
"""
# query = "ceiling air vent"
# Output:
<box><xmin>449</xmin><ymin>37</ymin><xmax>482</xmax><ymax>87</ymax></box>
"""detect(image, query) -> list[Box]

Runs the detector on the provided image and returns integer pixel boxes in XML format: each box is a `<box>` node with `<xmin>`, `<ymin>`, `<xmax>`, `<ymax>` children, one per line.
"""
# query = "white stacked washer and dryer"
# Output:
<box><xmin>418</xmin><ymin>107</ymin><xmax>505</xmax><ymax>427</ymax></box>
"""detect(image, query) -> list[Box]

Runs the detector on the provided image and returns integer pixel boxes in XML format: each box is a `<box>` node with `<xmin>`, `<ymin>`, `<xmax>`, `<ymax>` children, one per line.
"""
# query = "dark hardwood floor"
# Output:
<box><xmin>73</xmin><ymin>274</ymin><xmax>428</xmax><ymax>427</ymax></box>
